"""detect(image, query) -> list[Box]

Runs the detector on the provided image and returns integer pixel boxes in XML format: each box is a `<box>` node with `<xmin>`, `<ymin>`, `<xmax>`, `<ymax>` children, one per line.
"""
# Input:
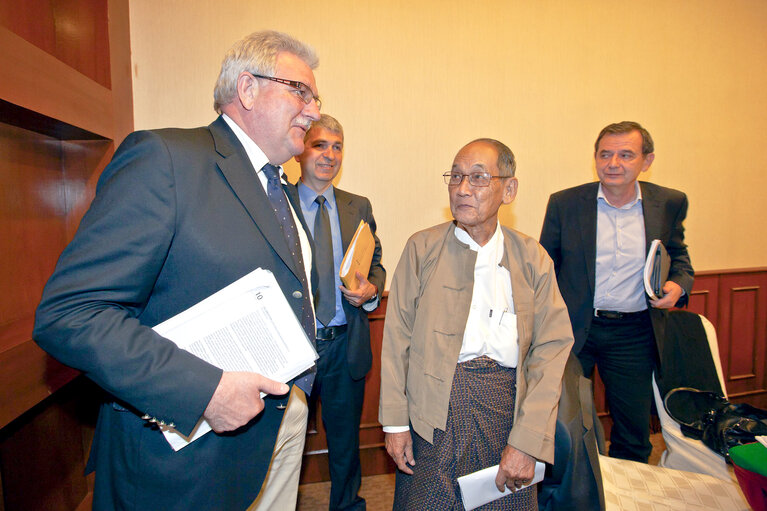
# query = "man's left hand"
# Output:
<box><xmin>495</xmin><ymin>445</ymin><xmax>536</xmax><ymax>492</ymax></box>
<box><xmin>650</xmin><ymin>280</ymin><xmax>683</xmax><ymax>309</ymax></box>
<box><xmin>340</xmin><ymin>271</ymin><xmax>377</xmax><ymax>307</ymax></box>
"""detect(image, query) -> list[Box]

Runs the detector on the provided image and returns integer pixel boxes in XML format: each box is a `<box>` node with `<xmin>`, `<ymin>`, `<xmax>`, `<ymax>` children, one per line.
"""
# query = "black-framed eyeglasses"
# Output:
<box><xmin>443</xmin><ymin>171</ymin><xmax>507</xmax><ymax>187</ymax></box>
<box><xmin>251</xmin><ymin>73</ymin><xmax>322</xmax><ymax>109</ymax></box>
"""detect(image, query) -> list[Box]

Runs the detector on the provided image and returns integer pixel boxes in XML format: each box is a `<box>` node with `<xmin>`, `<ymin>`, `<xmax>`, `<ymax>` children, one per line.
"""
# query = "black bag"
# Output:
<box><xmin>664</xmin><ymin>387</ymin><xmax>767</xmax><ymax>463</ymax></box>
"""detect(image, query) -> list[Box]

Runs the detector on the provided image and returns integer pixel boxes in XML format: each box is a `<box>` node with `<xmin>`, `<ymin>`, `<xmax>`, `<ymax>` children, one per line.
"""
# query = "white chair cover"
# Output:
<box><xmin>652</xmin><ymin>314</ymin><xmax>735</xmax><ymax>481</ymax></box>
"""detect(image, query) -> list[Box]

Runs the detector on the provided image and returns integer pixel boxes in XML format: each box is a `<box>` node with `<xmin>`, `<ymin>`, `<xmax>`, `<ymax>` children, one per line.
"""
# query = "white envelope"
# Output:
<box><xmin>457</xmin><ymin>461</ymin><xmax>545</xmax><ymax>510</ymax></box>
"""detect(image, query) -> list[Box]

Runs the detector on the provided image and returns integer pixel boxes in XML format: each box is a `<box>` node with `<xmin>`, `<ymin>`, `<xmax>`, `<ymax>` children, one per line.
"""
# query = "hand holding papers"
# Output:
<box><xmin>153</xmin><ymin>268</ymin><xmax>318</xmax><ymax>450</ymax></box>
<box><xmin>644</xmin><ymin>239</ymin><xmax>671</xmax><ymax>300</ymax></box>
<box><xmin>339</xmin><ymin>220</ymin><xmax>375</xmax><ymax>291</ymax></box>
<box><xmin>457</xmin><ymin>461</ymin><xmax>545</xmax><ymax>510</ymax></box>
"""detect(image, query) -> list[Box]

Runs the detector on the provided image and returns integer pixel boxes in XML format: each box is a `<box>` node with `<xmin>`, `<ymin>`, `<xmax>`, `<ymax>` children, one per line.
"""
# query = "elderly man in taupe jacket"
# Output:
<box><xmin>379</xmin><ymin>139</ymin><xmax>573</xmax><ymax>510</ymax></box>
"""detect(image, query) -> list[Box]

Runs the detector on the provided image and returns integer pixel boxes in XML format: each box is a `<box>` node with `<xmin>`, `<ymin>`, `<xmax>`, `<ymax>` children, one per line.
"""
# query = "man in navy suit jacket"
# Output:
<box><xmin>540</xmin><ymin>121</ymin><xmax>694</xmax><ymax>463</ymax></box>
<box><xmin>33</xmin><ymin>31</ymin><xmax>322</xmax><ymax>510</ymax></box>
<box><xmin>295</xmin><ymin>114</ymin><xmax>385</xmax><ymax>511</ymax></box>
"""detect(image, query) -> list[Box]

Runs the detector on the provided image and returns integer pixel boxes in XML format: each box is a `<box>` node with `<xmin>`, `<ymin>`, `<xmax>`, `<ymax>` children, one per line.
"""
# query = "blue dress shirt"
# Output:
<box><xmin>298</xmin><ymin>182</ymin><xmax>347</xmax><ymax>327</ymax></box>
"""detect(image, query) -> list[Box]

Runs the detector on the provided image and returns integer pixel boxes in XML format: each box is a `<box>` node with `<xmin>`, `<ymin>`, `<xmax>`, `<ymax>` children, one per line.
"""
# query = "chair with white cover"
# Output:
<box><xmin>651</xmin><ymin>311</ymin><xmax>734</xmax><ymax>481</ymax></box>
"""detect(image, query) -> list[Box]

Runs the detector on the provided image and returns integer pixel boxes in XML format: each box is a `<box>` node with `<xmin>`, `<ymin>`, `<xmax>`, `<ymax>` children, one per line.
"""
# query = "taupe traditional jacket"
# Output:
<box><xmin>379</xmin><ymin>222</ymin><xmax>573</xmax><ymax>463</ymax></box>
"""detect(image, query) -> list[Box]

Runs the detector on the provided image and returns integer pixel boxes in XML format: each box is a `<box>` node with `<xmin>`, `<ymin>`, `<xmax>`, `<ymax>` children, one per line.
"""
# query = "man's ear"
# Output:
<box><xmin>641</xmin><ymin>152</ymin><xmax>655</xmax><ymax>172</ymax></box>
<box><xmin>236</xmin><ymin>72</ymin><xmax>258</xmax><ymax>111</ymax></box>
<box><xmin>502</xmin><ymin>177</ymin><xmax>518</xmax><ymax>204</ymax></box>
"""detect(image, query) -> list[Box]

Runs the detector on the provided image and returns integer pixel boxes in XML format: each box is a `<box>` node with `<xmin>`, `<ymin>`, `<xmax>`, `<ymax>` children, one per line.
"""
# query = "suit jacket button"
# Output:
<box><xmin>292</xmin><ymin>291</ymin><xmax>302</xmax><ymax>299</ymax></box>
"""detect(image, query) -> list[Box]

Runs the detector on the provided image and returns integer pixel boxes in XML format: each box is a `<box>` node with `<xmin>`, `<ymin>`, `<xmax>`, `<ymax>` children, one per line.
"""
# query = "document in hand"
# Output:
<box><xmin>457</xmin><ymin>461</ymin><xmax>545</xmax><ymax>510</ymax></box>
<box><xmin>152</xmin><ymin>267</ymin><xmax>318</xmax><ymax>451</ymax></box>
<box><xmin>644</xmin><ymin>239</ymin><xmax>671</xmax><ymax>300</ymax></box>
<box><xmin>339</xmin><ymin>220</ymin><xmax>375</xmax><ymax>291</ymax></box>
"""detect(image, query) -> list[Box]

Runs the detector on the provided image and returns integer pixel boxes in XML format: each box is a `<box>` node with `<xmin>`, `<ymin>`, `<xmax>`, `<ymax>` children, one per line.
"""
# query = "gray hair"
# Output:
<box><xmin>594</xmin><ymin>121</ymin><xmax>654</xmax><ymax>155</ymax></box>
<box><xmin>213</xmin><ymin>30</ymin><xmax>319</xmax><ymax>114</ymax></box>
<box><xmin>467</xmin><ymin>138</ymin><xmax>516</xmax><ymax>177</ymax></box>
<box><xmin>305</xmin><ymin>114</ymin><xmax>344</xmax><ymax>141</ymax></box>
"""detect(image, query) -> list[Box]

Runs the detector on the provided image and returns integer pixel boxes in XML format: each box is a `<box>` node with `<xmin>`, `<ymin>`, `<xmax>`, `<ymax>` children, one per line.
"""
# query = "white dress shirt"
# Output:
<box><xmin>454</xmin><ymin>223</ymin><xmax>519</xmax><ymax>368</ymax></box>
<box><xmin>221</xmin><ymin>114</ymin><xmax>312</xmax><ymax>289</ymax></box>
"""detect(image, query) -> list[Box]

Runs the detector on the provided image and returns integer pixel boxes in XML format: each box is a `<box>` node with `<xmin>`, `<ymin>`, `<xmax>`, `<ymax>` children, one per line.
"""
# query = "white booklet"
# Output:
<box><xmin>152</xmin><ymin>267</ymin><xmax>318</xmax><ymax>451</ymax></box>
<box><xmin>457</xmin><ymin>461</ymin><xmax>545</xmax><ymax>510</ymax></box>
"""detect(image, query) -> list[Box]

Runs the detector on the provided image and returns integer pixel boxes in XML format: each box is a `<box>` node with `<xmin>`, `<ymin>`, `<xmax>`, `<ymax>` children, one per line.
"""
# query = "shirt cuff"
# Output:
<box><xmin>362</xmin><ymin>293</ymin><xmax>379</xmax><ymax>312</ymax></box>
<box><xmin>383</xmin><ymin>425</ymin><xmax>410</xmax><ymax>434</ymax></box>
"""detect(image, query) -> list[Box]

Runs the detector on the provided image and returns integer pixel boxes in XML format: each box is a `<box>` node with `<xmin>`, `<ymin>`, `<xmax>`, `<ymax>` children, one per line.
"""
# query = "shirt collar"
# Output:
<box><xmin>297</xmin><ymin>181</ymin><xmax>336</xmax><ymax>211</ymax></box>
<box><xmin>454</xmin><ymin>221</ymin><xmax>503</xmax><ymax>252</ymax></box>
<box><xmin>221</xmin><ymin>113</ymin><xmax>285</xmax><ymax>181</ymax></box>
<box><xmin>597</xmin><ymin>181</ymin><xmax>642</xmax><ymax>209</ymax></box>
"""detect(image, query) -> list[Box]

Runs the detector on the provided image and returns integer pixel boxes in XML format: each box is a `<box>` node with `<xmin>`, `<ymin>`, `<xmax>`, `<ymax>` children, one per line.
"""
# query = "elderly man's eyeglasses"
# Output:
<box><xmin>251</xmin><ymin>73</ymin><xmax>322</xmax><ymax>109</ymax></box>
<box><xmin>443</xmin><ymin>171</ymin><xmax>506</xmax><ymax>187</ymax></box>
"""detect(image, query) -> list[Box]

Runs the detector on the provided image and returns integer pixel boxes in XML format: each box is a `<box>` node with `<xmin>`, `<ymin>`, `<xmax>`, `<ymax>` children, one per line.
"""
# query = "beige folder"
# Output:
<box><xmin>339</xmin><ymin>220</ymin><xmax>375</xmax><ymax>290</ymax></box>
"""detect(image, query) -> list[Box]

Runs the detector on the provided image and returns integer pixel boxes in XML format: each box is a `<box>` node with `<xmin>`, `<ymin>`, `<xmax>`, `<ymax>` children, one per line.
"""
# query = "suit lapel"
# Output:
<box><xmin>578</xmin><ymin>184</ymin><xmax>599</xmax><ymax>296</ymax></box>
<box><xmin>208</xmin><ymin>117</ymin><xmax>301</xmax><ymax>279</ymax></box>
<box><xmin>334</xmin><ymin>188</ymin><xmax>358</xmax><ymax>252</ymax></box>
<box><xmin>640</xmin><ymin>181</ymin><xmax>662</xmax><ymax>252</ymax></box>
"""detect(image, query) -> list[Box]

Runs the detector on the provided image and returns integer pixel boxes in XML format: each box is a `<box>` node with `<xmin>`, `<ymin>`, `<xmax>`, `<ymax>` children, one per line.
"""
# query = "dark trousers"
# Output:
<box><xmin>313</xmin><ymin>330</ymin><xmax>366</xmax><ymax>511</ymax></box>
<box><xmin>577</xmin><ymin>311</ymin><xmax>656</xmax><ymax>463</ymax></box>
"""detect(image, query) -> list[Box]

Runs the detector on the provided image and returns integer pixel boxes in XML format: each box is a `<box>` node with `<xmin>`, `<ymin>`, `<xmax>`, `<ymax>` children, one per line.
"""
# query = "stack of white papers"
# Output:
<box><xmin>153</xmin><ymin>268</ymin><xmax>318</xmax><ymax>450</ymax></box>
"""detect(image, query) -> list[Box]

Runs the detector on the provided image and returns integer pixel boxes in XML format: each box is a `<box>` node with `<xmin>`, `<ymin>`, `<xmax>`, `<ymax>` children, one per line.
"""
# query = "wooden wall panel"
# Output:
<box><xmin>0</xmin><ymin>123</ymin><xmax>111</xmax><ymax>431</ymax></box>
<box><xmin>686</xmin><ymin>273</ymin><xmax>720</xmax><ymax>329</ymax></box>
<box><xmin>717</xmin><ymin>272</ymin><xmax>767</xmax><ymax>407</ymax></box>
<box><xmin>0</xmin><ymin>124</ymin><xmax>66</xmax><ymax>338</ymax></box>
<box><xmin>300</xmin><ymin>296</ymin><xmax>394</xmax><ymax>484</ymax></box>
<box><xmin>0</xmin><ymin>0</ymin><xmax>110</xmax><ymax>88</ymax></box>
<box><xmin>0</xmin><ymin>1</ymin><xmax>132</xmax><ymax>509</ymax></box>
<box><xmin>359</xmin><ymin>299</ymin><xmax>395</xmax><ymax>475</ymax></box>
<box><xmin>0</xmin><ymin>379</ymin><xmax>99</xmax><ymax>511</ymax></box>
<box><xmin>0</xmin><ymin>27</ymin><xmax>114</xmax><ymax>140</ymax></box>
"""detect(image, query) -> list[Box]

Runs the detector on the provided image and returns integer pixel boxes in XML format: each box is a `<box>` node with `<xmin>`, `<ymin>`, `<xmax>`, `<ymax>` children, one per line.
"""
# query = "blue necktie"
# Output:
<box><xmin>262</xmin><ymin>163</ymin><xmax>315</xmax><ymax>395</ymax></box>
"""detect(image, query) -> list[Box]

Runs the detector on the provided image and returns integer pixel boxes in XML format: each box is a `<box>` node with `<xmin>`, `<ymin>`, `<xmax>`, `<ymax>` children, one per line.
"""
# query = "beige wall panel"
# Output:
<box><xmin>129</xmin><ymin>0</ymin><xmax>767</xmax><ymax>285</ymax></box>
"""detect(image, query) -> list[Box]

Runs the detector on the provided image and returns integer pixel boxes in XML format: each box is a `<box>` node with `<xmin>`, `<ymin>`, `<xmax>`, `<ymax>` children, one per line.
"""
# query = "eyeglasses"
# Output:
<box><xmin>251</xmin><ymin>73</ymin><xmax>322</xmax><ymax>109</ymax></box>
<box><xmin>443</xmin><ymin>171</ymin><xmax>507</xmax><ymax>187</ymax></box>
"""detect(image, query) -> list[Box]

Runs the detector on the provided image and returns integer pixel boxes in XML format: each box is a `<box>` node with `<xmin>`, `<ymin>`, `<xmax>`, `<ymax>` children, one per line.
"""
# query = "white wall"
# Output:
<box><xmin>129</xmin><ymin>0</ymin><xmax>767</xmax><ymax>286</ymax></box>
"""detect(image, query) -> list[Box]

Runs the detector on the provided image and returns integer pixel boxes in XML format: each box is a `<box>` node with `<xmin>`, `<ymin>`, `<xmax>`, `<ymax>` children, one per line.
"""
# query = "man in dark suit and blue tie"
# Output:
<box><xmin>33</xmin><ymin>31</ymin><xmax>322</xmax><ymax>510</ymax></box>
<box><xmin>295</xmin><ymin>114</ymin><xmax>386</xmax><ymax>511</ymax></box>
<box><xmin>540</xmin><ymin>121</ymin><xmax>694</xmax><ymax>463</ymax></box>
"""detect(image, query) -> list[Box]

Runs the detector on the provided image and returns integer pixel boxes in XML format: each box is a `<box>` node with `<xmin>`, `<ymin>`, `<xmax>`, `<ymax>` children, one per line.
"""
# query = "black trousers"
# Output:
<box><xmin>312</xmin><ymin>330</ymin><xmax>366</xmax><ymax>511</ymax></box>
<box><xmin>577</xmin><ymin>311</ymin><xmax>656</xmax><ymax>463</ymax></box>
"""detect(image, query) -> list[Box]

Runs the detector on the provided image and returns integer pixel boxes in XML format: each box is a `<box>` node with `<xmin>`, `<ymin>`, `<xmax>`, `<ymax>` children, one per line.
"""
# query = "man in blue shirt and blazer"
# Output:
<box><xmin>540</xmin><ymin>121</ymin><xmax>694</xmax><ymax>462</ymax></box>
<box><xmin>296</xmin><ymin>114</ymin><xmax>385</xmax><ymax>511</ymax></box>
